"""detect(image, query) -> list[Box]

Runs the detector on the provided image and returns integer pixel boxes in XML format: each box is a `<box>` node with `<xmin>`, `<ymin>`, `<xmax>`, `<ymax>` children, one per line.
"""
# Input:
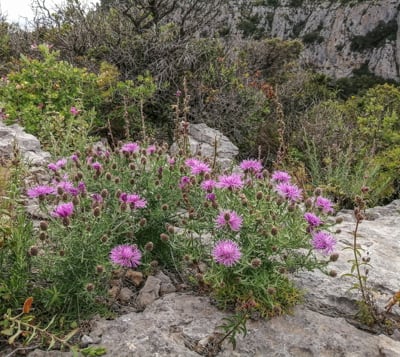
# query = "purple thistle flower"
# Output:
<box><xmin>52</xmin><ymin>202</ymin><xmax>74</xmax><ymax>218</ymax></box>
<box><xmin>311</xmin><ymin>231</ymin><xmax>336</xmax><ymax>255</ymax></box>
<box><xmin>70</xmin><ymin>154</ymin><xmax>79</xmax><ymax>162</ymax></box>
<box><xmin>316</xmin><ymin>196</ymin><xmax>335</xmax><ymax>214</ymax></box>
<box><xmin>185</xmin><ymin>158</ymin><xmax>200</xmax><ymax>168</ymax></box>
<box><xmin>121</xmin><ymin>142</ymin><xmax>140</xmax><ymax>153</ymax></box>
<box><xmin>168</xmin><ymin>157</ymin><xmax>176</xmax><ymax>166</ymax></box>
<box><xmin>212</xmin><ymin>240</ymin><xmax>241</xmax><ymax>266</ymax></box>
<box><xmin>77</xmin><ymin>181</ymin><xmax>86</xmax><ymax>193</ymax></box>
<box><xmin>91</xmin><ymin>193</ymin><xmax>103</xmax><ymax>203</ymax></box>
<box><xmin>70</xmin><ymin>106</ymin><xmax>79</xmax><ymax>115</ymax></box>
<box><xmin>200</xmin><ymin>179</ymin><xmax>217</xmax><ymax>192</ymax></box>
<box><xmin>179</xmin><ymin>176</ymin><xmax>190</xmax><ymax>189</ymax></box>
<box><xmin>91</xmin><ymin>162</ymin><xmax>102</xmax><ymax>171</ymax></box>
<box><xmin>110</xmin><ymin>244</ymin><xmax>142</xmax><ymax>268</ymax></box>
<box><xmin>191</xmin><ymin>161</ymin><xmax>211</xmax><ymax>175</ymax></box>
<box><xmin>205</xmin><ymin>193</ymin><xmax>216</xmax><ymax>201</ymax></box>
<box><xmin>215</xmin><ymin>210</ymin><xmax>243</xmax><ymax>231</ymax></box>
<box><xmin>27</xmin><ymin>185</ymin><xmax>55</xmax><ymax>198</ymax></box>
<box><xmin>48</xmin><ymin>159</ymin><xmax>66</xmax><ymax>172</ymax></box>
<box><xmin>271</xmin><ymin>171</ymin><xmax>291</xmax><ymax>183</ymax></box>
<box><xmin>216</xmin><ymin>173</ymin><xmax>244</xmax><ymax>190</ymax></box>
<box><xmin>56</xmin><ymin>180</ymin><xmax>79</xmax><ymax>196</ymax></box>
<box><xmin>146</xmin><ymin>145</ymin><xmax>156</xmax><ymax>155</ymax></box>
<box><xmin>304</xmin><ymin>212</ymin><xmax>322</xmax><ymax>227</ymax></box>
<box><xmin>240</xmin><ymin>159</ymin><xmax>263</xmax><ymax>174</ymax></box>
<box><xmin>119</xmin><ymin>193</ymin><xmax>147</xmax><ymax>209</ymax></box>
<box><xmin>275</xmin><ymin>182</ymin><xmax>302</xmax><ymax>202</ymax></box>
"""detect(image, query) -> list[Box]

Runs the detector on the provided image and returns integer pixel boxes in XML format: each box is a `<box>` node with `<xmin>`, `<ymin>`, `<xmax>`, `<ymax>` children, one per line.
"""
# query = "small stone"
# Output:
<box><xmin>136</xmin><ymin>276</ymin><xmax>161</xmax><ymax>309</ymax></box>
<box><xmin>119</xmin><ymin>287</ymin><xmax>134</xmax><ymax>303</ymax></box>
<box><xmin>80</xmin><ymin>334</ymin><xmax>94</xmax><ymax>348</ymax></box>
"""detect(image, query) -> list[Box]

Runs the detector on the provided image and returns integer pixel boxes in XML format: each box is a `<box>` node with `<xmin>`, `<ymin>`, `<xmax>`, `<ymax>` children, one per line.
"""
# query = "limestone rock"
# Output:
<box><xmin>0</xmin><ymin>122</ymin><xmax>51</xmax><ymax>165</ymax></box>
<box><xmin>171</xmin><ymin>123</ymin><xmax>238</xmax><ymax>169</ymax></box>
<box><xmin>155</xmin><ymin>271</ymin><xmax>177</xmax><ymax>295</ymax></box>
<box><xmin>234</xmin><ymin>0</ymin><xmax>400</xmax><ymax>81</ymax></box>
<box><xmin>136</xmin><ymin>275</ymin><xmax>161</xmax><ymax>309</ymax></box>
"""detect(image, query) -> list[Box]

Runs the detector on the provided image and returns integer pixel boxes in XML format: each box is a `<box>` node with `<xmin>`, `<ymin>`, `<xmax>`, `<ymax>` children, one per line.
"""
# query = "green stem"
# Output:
<box><xmin>353</xmin><ymin>218</ymin><xmax>366</xmax><ymax>303</ymax></box>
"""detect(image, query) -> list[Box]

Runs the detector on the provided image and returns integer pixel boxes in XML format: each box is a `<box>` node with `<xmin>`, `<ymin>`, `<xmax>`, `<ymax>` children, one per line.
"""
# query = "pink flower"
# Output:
<box><xmin>168</xmin><ymin>157</ymin><xmax>176</xmax><ymax>166</ymax></box>
<box><xmin>271</xmin><ymin>171</ymin><xmax>291</xmax><ymax>183</ymax></box>
<box><xmin>240</xmin><ymin>159</ymin><xmax>263</xmax><ymax>174</ymax></box>
<box><xmin>216</xmin><ymin>173</ymin><xmax>243</xmax><ymax>190</ymax></box>
<box><xmin>27</xmin><ymin>185</ymin><xmax>55</xmax><ymax>198</ymax></box>
<box><xmin>215</xmin><ymin>210</ymin><xmax>243</xmax><ymax>231</ymax></box>
<box><xmin>146</xmin><ymin>145</ymin><xmax>156</xmax><ymax>155</ymax></box>
<box><xmin>316</xmin><ymin>196</ymin><xmax>335</xmax><ymax>214</ymax></box>
<box><xmin>47</xmin><ymin>158</ymin><xmax>67</xmax><ymax>172</ymax></box>
<box><xmin>185</xmin><ymin>158</ymin><xmax>212</xmax><ymax>174</ymax></box>
<box><xmin>179</xmin><ymin>176</ymin><xmax>190</xmax><ymax>189</ymax></box>
<box><xmin>110</xmin><ymin>245</ymin><xmax>142</xmax><ymax>268</ymax></box>
<box><xmin>121</xmin><ymin>142</ymin><xmax>140</xmax><ymax>153</ymax></box>
<box><xmin>70</xmin><ymin>107</ymin><xmax>80</xmax><ymax>115</ymax></box>
<box><xmin>206</xmin><ymin>193</ymin><xmax>216</xmax><ymax>201</ymax></box>
<box><xmin>52</xmin><ymin>202</ymin><xmax>74</xmax><ymax>218</ymax></box>
<box><xmin>55</xmin><ymin>180</ymin><xmax>79</xmax><ymax>196</ymax></box>
<box><xmin>275</xmin><ymin>182</ymin><xmax>302</xmax><ymax>202</ymax></box>
<box><xmin>304</xmin><ymin>212</ymin><xmax>322</xmax><ymax>227</ymax></box>
<box><xmin>200</xmin><ymin>180</ymin><xmax>217</xmax><ymax>192</ymax></box>
<box><xmin>91</xmin><ymin>162</ymin><xmax>102</xmax><ymax>171</ymax></box>
<box><xmin>212</xmin><ymin>240</ymin><xmax>241</xmax><ymax>266</ymax></box>
<box><xmin>119</xmin><ymin>193</ymin><xmax>147</xmax><ymax>209</ymax></box>
<box><xmin>311</xmin><ymin>231</ymin><xmax>336</xmax><ymax>255</ymax></box>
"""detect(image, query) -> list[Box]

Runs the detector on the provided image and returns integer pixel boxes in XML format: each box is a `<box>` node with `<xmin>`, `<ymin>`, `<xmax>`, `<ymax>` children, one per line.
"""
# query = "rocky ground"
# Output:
<box><xmin>2</xmin><ymin>122</ymin><xmax>400</xmax><ymax>356</ymax></box>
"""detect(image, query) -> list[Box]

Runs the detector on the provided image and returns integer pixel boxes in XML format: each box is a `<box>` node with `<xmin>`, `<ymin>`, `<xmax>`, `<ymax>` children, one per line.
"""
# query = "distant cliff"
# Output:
<box><xmin>233</xmin><ymin>0</ymin><xmax>400</xmax><ymax>80</ymax></box>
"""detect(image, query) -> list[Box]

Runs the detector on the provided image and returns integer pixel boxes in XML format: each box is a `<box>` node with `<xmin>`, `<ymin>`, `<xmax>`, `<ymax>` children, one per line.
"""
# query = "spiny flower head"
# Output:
<box><xmin>91</xmin><ymin>162</ymin><xmax>102</xmax><ymax>171</ymax></box>
<box><xmin>185</xmin><ymin>158</ymin><xmax>211</xmax><ymax>175</ymax></box>
<box><xmin>179</xmin><ymin>176</ymin><xmax>190</xmax><ymax>189</ymax></box>
<box><xmin>271</xmin><ymin>170</ymin><xmax>291</xmax><ymax>183</ymax></box>
<box><xmin>212</xmin><ymin>240</ymin><xmax>241</xmax><ymax>266</ymax></box>
<box><xmin>215</xmin><ymin>210</ymin><xmax>243</xmax><ymax>231</ymax></box>
<box><xmin>200</xmin><ymin>179</ymin><xmax>217</xmax><ymax>192</ymax></box>
<box><xmin>27</xmin><ymin>185</ymin><xmax>55</xmax><ymax>198</ymax></box>
<box><xmin>121</xmin><ymin>142</ymin><xmax>140</xmax><ymax>153</ymax></box>
<box><xmin>48</xmin><ymin>158</ymin><xmax>67</xmax><ymax>172</ymax></box>
<box><xmin>311</xmin><ymin>231</ymin><xmax>336</xmax><ymax>255</ymax></box>
<box><xmin>315</xmin><ymin>196</ymin><xmax>335</xmax><ymax>214</ymax></box>
<box><xmin>119</xmin><ymin>193</ymin><xmax>147</xmax><ymax>209</ymax></box>
<box><xmin>304</xmin><ymin>212</ymin><xmax>322</xmax><ymax>227</ymax></box>
<box><xmin>146</xmin><ymin>145</ymin><xmax>156</xmax><ymax>155</ymax></box>
<box><xmin>216</xmin><ymin>173</ymin><xmax>243</xmax><ymax>190</ymax></box>
<box><xmin>275</xmin><ymin>182</ymin><xmax>302</xmax><ymax>202</ymax></box>
<box><xmin>52</xmin><ymin>202</ymin><xmax>74</xmax><ymax>218</ymax></box>
<box><xmin>240</xmin><ymin>159</ymin><xmax>263</xmax><ymax>174</ymax></box>
<box><xmin>110</xmin><ymin>244</ymin><xmax>142</xmax><ymax>268</ymax></box>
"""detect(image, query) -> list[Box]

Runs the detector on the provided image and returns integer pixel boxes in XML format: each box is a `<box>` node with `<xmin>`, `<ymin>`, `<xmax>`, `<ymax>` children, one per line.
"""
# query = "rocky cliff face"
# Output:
<box><xmin>236</xmin><ymin>0</ymin><xmax>400</xmax><ymax>81</ymax></box>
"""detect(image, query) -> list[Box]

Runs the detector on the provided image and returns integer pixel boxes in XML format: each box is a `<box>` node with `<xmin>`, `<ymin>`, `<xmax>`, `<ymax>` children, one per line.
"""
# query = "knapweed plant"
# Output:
<box><xmin>24</xmin><ymin>134</ymin><xmax>338</xmax><ymax>323</ymax></box>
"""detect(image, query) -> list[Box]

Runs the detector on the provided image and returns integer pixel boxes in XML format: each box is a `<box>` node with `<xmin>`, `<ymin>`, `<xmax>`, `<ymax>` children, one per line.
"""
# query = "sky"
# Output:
<box><xmin>0</xmin><ymin>0</ymin><xmax>97</xmax><ymax>24</ymax></box>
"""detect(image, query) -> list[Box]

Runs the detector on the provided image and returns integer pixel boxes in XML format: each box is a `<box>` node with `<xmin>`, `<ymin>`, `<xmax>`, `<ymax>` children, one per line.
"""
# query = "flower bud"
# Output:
<box><xmin>145</xmin><ymin>241</ymin><xmax>154</xmax><ymax>251</ymax></box>
<box><xmin>271</xmin><ymin>227</ymin><xmax>278</xmax><ymax>236</ymax></box>
<box><xmin>160</xmin><ymin>233</ymin><xmax>169</xmax><ymax>242</ymax></box>
<box><xmin>86</xmin><ymin>283</ymin><xmax>95</xmax><ymax>292</ymax></box>
<box><xmin>139</xmin><ymin>218</ymin><xmax>147</xmax><ymax>227</ymax></box>
<box><xmin>251</xmin><ymin>258</ymin><xmax>262</xmax><ymax>268</ymax></box>
<box><xmin>28</xmin><ymin>246</ymin><xmax>39</xmax><ymax>256</ymax></box>
<box><xmin>39</xmin><ymin>221</ymin><xmax>48</xmax><ymax>231</ymax></box>
<box><xmin>256</xmin><ymin>191</ymin><xmax>263</xmax><ymax>200</ymax></box>
<box><xmin>101</xmin><ymin>189</ymin><xmax>109</xmax><ymax>198</ymax></box>
<box><xmin>96</xmin><ymin>265</ymin><xmax>104</xmax><ymax>274</ymax></box>
<box><xmin>39</xmin><ymin>232</ymin><xmax>47</xmax><ymax>241</ymax></box>
<box><xmin>167</xmin><ymin>225</ymin><xmax>175</xmax><ymax>234</ymax></box>
<box><xmin>329</xmin><ymin>270</ymin><xmax>337</xmax><ymax>277</ymax></box>
<box><xmin>105</xmin><ymin>172</ymin><xmax>112</xmax><ymax>180</ymax></box>
<box><xmin>330</xmin><ymin>253</ymin><xmax>339</xmax><ymax>262</ymax></box>
<box><xmin>267</xmin><ymin>287</ymin><xmax>276</xmax><ymax>295</ymax></box>
<box><xmin>93</xmin><ymin>207</ymin><xmax>101</xmax><ymax>217</ymax></box>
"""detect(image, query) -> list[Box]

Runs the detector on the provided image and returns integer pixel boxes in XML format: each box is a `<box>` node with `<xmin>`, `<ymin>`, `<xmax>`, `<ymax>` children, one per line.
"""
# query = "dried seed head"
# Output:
<box><xmin>167</xmin><ymin>225</ymin><xmax>175</xmax><ymax>234</ymax></box>
<box><xmin>139</xmin><ymin>218</ymin><xmax>147</xmax><ymax>227</ymax></box>
<box><xmin>256</xmin><ymin>191</ymin><xmax>263</xmax><ymax>200</ymax></box>
<box><xmin>96</xmin><ymin>265</ymin><xmax>104</xmax><ymax>274</ymax></box>
<box><xmin>105</xmin><ymin>172</ymin><xmax>112</xmax><ymax>180</ymax></box>
<box><xmin>114</xmin><ymin>177</ymin><xmax>120</xmax><ymax>184</ymax></box>
<box><xmin>305</xmin><ymin>198</ymin><xmax>313</xmax><ymax>208</ymax></box>
<box><xmin>59</xmin><ymin>250</ymin><xmax>65</xmax><ymax>256</ymax></box>
<box><xmin>101</xmin><ymin>235</ymin><xmax>108</xmax><ymax>243</ymax></box>
<box><xmin>39</xmin><ymin>232</ymin><xmax>47</xmax><ymax>241</ymax></box>
<box><xmin>251</xmin><ymin>258</ymin><xmax>262</xmax><ymax>268</ymax></box>
<box><xmin>271</xmin><ymin>227</ymin><xmax>278</xmax><ymax>236</ymax></box>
